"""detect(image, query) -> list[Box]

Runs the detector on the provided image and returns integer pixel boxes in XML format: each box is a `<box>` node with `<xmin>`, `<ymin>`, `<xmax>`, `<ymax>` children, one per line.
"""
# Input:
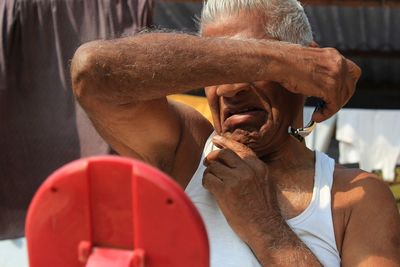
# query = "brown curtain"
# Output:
<box><xmin>0</xmin><ymin>0</ymin><xmax>153</xmax><ymax>240</ymax></box>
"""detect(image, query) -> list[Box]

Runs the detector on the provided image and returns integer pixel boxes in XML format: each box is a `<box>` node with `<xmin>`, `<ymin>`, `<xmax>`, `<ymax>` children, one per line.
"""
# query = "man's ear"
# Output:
<box><xmin>309</xmin><ymin>41</ymin><xmax>319</xmax><ymax>48</ymax></box>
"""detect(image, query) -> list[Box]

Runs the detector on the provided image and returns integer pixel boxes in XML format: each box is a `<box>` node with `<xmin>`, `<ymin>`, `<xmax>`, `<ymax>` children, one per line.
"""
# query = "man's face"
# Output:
<box><xmin>202</xmin><ymin>12</ymin><xmax>304</xmax><ymax>156</ymax></box>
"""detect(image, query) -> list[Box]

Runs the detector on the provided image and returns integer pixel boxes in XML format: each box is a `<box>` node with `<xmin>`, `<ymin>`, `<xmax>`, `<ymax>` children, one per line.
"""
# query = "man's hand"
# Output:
<box><xmin>276</xmin><ymin>45</ymin><xmax>362</xmax><ymax>122</ymax></box>
<box><xmin>202</xmin><ymin>135</ymin><xmax>281</xmax><ymax>243</ymax></box>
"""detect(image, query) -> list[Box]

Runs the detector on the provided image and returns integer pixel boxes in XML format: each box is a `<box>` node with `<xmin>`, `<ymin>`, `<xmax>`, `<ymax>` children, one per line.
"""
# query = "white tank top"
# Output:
<box><xmin>185</xmin><ymin>133</ymin><xmax>341</xmax><ymax>267</ymax></box>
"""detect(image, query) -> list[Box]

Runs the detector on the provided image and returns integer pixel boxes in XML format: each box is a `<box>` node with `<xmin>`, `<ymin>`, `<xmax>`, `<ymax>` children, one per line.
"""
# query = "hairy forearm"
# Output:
<box><xmin>246</xmin><ymin>216</ymin><xmax>322</xmax><ymax>266</ymax></box>
<box><xmin>71</xmin><ymin>32</ymin><xmax>285</xmax><ymax>104</ymax></box>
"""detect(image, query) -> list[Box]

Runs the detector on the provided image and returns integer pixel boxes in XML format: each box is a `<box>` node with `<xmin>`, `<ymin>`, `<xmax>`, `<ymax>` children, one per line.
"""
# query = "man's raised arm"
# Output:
<box><xmin>71</xmin><ymin>32</ymin><xmax>360</xmax><ymax>119</ymax></box>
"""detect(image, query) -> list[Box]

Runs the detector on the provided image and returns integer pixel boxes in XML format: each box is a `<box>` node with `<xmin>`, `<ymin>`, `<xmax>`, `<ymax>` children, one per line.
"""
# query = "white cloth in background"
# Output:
<box><xmin>303</xmin><ymin>107</ymin><xmax>337</xmax><ymax>152</ymax></box>
<box><xmin>0</xmin><ymin>238</ymin><xmax>28</xmax><ymax>267</ymax></box>
<box><xmin>336</xmin><ymin>109</ymin><xmax>400</xmax><ymax>181</ymax></box>
<box><xmin>185</xmin><ymin>133</ymin><xmax>341</xmax><ymax>267</ymax></box>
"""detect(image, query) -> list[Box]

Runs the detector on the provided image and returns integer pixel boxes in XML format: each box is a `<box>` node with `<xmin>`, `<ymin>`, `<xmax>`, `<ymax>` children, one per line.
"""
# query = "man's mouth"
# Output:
<box><xmin>225</xmin><ymin>107</ymin><xmax>262</xmax><ymax>118</ymax></box>
<box><xmin>223</xmin><ymin>107</ymin><xmax>267</xmax><ymax>131</ymax></box>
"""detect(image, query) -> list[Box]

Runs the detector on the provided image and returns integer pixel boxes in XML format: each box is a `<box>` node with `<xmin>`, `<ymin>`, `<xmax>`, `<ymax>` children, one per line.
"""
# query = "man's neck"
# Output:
<box><xmin>260</xmin><ymin>135</ymin><xmax>315</xmax><ymax>185</ymax></box>
<box><xmin>260</xmin><ymin>135</ymin><xmax>316</xmax><ymax>219</ymax></box>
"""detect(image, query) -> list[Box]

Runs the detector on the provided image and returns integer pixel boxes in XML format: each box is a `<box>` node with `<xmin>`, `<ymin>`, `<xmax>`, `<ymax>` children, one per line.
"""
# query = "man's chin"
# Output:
<box><xmin>221</xmin><ymin>128</ymin><xmax>261</xmax><ymax>146</ymax></box>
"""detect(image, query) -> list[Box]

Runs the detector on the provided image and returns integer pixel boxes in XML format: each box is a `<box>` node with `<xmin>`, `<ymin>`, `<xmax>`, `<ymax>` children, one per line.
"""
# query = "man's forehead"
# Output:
<box><xmin>201</xmin><ymin>11</ymin><xmax>273</xmax><ymax>40</ymax></box>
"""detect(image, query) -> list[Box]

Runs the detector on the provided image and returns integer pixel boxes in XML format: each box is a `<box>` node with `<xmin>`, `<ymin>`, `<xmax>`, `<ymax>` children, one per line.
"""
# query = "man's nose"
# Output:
<box><xmin>216</xmin><ymin>83</ymin><xmax>250</xmax><ymax>98</ymax></box>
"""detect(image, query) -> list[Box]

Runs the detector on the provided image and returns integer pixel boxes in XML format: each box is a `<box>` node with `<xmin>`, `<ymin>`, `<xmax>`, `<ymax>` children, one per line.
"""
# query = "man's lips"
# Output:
<box><xmin>223</xmin><ymin>107</ymin><xmax>264</xmax><ymax>120</ymax></box>
<box><xmin>223</xmin><ymin>108</ymin><xmax>267</xmax><ymax>130</ymax></box>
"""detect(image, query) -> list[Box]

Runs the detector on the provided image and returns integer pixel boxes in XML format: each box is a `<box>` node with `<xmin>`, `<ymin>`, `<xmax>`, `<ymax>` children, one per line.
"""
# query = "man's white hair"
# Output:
<box><xmin>200</xmin><ymin>0</ymin><xmax>313</xmax><ymax>46</ymax></box>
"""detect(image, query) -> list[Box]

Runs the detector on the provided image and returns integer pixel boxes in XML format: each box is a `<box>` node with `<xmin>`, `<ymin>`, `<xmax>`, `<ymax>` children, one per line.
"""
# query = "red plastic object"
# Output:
<box><xmin>26</xmin><ymin>156</ymin><xmax>209</xmax><ymax>267</ymax></box>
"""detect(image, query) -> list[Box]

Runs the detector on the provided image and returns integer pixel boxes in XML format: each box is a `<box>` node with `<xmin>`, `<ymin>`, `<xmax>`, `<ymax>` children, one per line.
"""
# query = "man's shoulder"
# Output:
<box><xmin>167</xmin><ymin>99</ymin><xmax>214</xmax><ymax>187</ymax></box>
<box><xmin>332</xmin><ymin>165</ymin><xmax>394</xmax><ymax>208</ymax></box>
<box><xmin>331</xmin><ymin>166</ymin><xmax>400</xmax><ymax>264</ymax></box>
<box><xmin>331</xmin><ymin>165</ymin><xmax>398</xmax><ymax>230</ymax></box>
<box><xmin>168</xmin><ymin>99</ymin><xmax>214</xmax><ymax>147</ymax></box>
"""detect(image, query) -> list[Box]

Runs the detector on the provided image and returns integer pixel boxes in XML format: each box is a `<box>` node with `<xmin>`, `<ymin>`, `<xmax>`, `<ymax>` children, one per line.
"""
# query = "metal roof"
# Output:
<box><xmin>305</xmin><ymin>5</ymin><xmax>400</xmax><ymax>50</ymax></box>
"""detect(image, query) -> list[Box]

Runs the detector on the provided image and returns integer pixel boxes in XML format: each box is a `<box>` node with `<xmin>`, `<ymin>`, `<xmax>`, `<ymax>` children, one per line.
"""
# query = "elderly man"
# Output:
<box><xmin>71</xmin><ymin>0</ymin><xmax>400</xmax><ymax>266</ymax></box>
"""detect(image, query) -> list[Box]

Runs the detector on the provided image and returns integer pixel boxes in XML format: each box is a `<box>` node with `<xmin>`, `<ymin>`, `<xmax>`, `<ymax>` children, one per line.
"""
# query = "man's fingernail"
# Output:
<box><xmin>213</xmin><ymin>135</ymin><xmax>223</xmax><ymax>141</ymax></box>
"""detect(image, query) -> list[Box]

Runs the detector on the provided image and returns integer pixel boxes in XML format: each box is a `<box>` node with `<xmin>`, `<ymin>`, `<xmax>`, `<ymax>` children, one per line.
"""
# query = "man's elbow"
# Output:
<box><xmin>70</xmin><ymin>41</ymin><xmax>104</xmax><ymax>104</ymax></box>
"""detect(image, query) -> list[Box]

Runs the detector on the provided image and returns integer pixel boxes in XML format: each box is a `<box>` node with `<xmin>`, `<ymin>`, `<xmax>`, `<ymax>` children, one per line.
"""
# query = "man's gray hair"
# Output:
<box><xmin>200</xmin><ymin>0</ymin><xmax>313</xmax><ymax>46</ymax></box>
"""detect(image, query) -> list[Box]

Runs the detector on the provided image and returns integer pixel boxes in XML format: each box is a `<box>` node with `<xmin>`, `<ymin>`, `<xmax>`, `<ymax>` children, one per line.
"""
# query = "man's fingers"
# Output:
<box><xmin>204</xmin><ymin>148</ymin><xmax>243</xmax><ymax>168</ymax></box>
<box><xmin>313</xmin><ymin>59</ymin><xmax>360</xmax><ymax>123</ymax></box>
<box><xmin>212</xmin><ymin>135</ymin><xmax>255</xmax><ymax>159</ymax></box>
<box><xmin>210</xmin><ymin>135</ymin><xmax>267</xmax><ymax>176</ymax></box>
<box><xmin>202</xmin><ymin>172</ymin><xmax>223</xmax><ymax>194</ymax></box>
<box><xmin>346</xmin><ymin>58</ymin><xmax>362</xmax><ymax>81</ymax></box>
<box><xmin>311</xmin><ymin>103</ymin><xmax>336</xmax><ymax>122</ymax></box>
<box><xmin>344</xmin><ymin>58</ymin><xmax>360</xmax><ymax>99</ymax></box>
<box><xmin>204</xmin><ymin>161</ymin><xmax>235</xmax><ymax>180</ymax></box>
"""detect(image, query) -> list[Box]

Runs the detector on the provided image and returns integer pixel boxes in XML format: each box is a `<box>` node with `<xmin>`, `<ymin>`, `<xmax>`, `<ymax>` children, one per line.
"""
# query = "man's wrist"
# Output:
<box><xmin>243</xmin><ymin>214</ymin><xmax>321</xmax><ymax>266</ymax></box>
<box><xmin>253</xmin><ymin>40</ymin><xmax>298</xmax><ymax>85</ymax></box>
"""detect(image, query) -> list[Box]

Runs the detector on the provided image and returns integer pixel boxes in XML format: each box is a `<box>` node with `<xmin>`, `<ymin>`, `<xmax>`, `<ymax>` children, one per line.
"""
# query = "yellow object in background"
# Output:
<box><xmin>390</xmin><ymin>184</ymin><xmax>400</xmax><ymax>212</ymax></box>
<box><xmin>389</xmin><ymin>167</ymin><xmax>400</xmax><ymax>212</ymax></box>
<box><xmin>168</xmin><ymin>94</ymin><xmax>213</xmax><ymax>124</ymax></box>
<box><xmin>391</xmin><ymin>184</ymin><xmax>400</xmax><ymax>200</ymax></box>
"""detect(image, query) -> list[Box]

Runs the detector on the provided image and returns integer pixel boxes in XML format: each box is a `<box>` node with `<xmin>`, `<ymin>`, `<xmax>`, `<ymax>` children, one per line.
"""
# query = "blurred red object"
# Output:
<box><xmin>26</xmin><ymin>156</ymin><xmax>209</xmax><ymax>267</ymax></box>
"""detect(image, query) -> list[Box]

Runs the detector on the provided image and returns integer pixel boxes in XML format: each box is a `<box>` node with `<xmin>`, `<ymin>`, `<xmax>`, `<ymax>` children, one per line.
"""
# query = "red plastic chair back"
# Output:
<box><xmin>26</xmin><ymin>156</ymin><xmax>209</xmax><ymax>267</ymax></box>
